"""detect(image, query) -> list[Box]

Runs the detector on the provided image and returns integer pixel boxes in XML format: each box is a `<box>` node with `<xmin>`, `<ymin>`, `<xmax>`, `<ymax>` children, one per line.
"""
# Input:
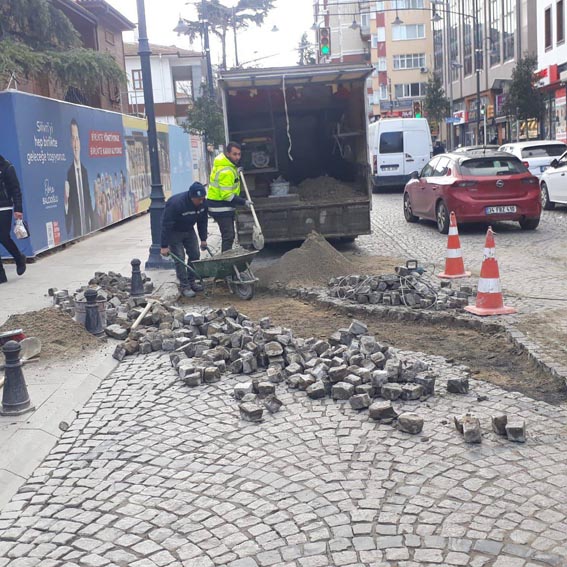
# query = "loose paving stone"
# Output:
<box><xmin>348</xmin><ymin>319</ymin><xmax>368</xmax><ymax>336</ymax></box>
<box><xmin>368</xmin><ymin>401</ymin><xmax>398</xmax><ymax>421</ymax></box>
<box><xmin>462</xmin><ymin>415</ymin><xmax>482</xmax><ymax>444</ymax></box>
<box><xmin>492</xmin><ymin>414</ymin><xmax>508</xmax><ymax>436</ymax></box>
<box><xmin>306</xmin><ymin>381</ymin><xmax>326</xmax><ymax>400</ymax></box>
<box><xmin>349</xmin><ymin>393</ymin><xmax>371</xmax><ymax>410</ymax></box>
<box><xmin>239</xmin><ymin>403</ymin><xmax>263</xmax><ymax>422</ymax></box>
<box><xmin>381</xmin><ymin>383</ymin><xmax>402</xmax><ymax>401</ymax></box>
<box><xmin>397</xmin><ymin>412</ymin><xmax>424</xmax><ymax>434</ymax></box>
<box><xmin>332</xmin><ymin>382</ymin><xmax>354</xmax><ymax>401</ymax></box>
<box><xmin>506</xmin><ymin>418</ymin><xmax>527</xmax><ymax>443</ymax></box>
<box><xmin>447</xmin><ymin>376</ymin><xmax>469</xmax><ymax>394</ymax></box>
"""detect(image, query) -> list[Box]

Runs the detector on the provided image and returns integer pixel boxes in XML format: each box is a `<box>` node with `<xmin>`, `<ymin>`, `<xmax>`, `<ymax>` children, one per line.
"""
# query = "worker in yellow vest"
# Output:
<box><xmin>207</xmin><ymin>142</ymin><xmax>252</xmax><ymax>252</ymax></box>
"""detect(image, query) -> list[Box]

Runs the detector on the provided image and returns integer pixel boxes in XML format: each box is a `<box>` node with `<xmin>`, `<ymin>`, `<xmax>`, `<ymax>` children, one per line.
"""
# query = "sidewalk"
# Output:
<box><xmin>0</xmin><ymin>214</ymin><xmax>179</xmax><ymax>509</ymax></box>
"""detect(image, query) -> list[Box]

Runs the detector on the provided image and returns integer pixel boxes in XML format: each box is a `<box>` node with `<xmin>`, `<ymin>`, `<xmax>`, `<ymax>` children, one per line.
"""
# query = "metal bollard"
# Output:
<box><xmin>1</xmin><ymin>341</ymin><xmax>35</xmax><ymax>416</ymax></box>
<box><xmin>84</xmin><ymin>289</ymin><xmax>104</xmax><ymax>336</ymax></box>
<box><xmin>130</xmin><ymin>258</ymin><xmax>145</xmax><ymax>297</ymax></box>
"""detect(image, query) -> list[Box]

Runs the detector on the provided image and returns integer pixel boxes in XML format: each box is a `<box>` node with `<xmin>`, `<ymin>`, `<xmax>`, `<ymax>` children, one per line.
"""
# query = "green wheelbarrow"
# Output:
<box><xmin>170</xmin><ymin>247</ymin><xmax>259</xmax><ymax>300</ymax></box>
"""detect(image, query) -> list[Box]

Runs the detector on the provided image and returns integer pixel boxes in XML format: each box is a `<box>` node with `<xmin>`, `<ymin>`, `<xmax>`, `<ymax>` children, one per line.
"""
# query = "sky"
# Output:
<box><xmin>106</xmin><ymin>0</ymin><xmax>315</xmax><ymax>68</ymax></box>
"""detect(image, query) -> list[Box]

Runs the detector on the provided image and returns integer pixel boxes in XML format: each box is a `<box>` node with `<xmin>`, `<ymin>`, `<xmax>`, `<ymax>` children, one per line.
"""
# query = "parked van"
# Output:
<box><xmin>368</xmin><ymin>118</ymin><xmax>433</xmax><ymax>190</ymax></box>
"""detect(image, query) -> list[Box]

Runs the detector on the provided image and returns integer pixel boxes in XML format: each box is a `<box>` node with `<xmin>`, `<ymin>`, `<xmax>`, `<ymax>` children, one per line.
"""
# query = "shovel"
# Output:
<box><xmin>239</xmin><ymin>171</ymin><xmax>265</xmax><ymax>250</ymax></box>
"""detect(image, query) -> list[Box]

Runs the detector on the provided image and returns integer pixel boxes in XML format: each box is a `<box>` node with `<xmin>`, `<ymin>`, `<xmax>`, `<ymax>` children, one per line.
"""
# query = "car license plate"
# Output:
<box><xmin>486</xmin><ymin>206</ymin><xmax>517</xmax><ymax>214</ymax></box>
<box><xmin>381</xmin><ymin>166</ymin><xmax>398</xmax><ymax>171</ymax></box>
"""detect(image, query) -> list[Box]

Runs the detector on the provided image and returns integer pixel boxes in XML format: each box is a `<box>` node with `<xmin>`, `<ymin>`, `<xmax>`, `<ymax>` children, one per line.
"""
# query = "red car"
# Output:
<box><xmin>403</xmin><ymin>151</ymin><xmax>542</xmax><ymax>233</ymax></box>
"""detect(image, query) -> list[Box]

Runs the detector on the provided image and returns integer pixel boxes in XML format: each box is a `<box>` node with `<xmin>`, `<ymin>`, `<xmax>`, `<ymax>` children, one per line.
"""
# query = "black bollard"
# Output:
<box><xmin>130</xmin><ymin>258</ymin><xmax>145</xmax><ymax>297</ymax></box>
<box><xmin>1</xmin><ymin>341</ymin><xmax>35</xmax><ymax>416</ymax></box>
<box><xmin>84</xmin><ymin>288</ymin><xmax>104</xmax><ymax>337</ymax></box>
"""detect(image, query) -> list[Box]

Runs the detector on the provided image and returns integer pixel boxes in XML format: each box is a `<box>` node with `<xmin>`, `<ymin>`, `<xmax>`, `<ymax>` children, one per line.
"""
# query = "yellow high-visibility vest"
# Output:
<box><xmin>208</xmin><ymin>153</ymin><xmax>241</xmax><ymax>202</ymax></box>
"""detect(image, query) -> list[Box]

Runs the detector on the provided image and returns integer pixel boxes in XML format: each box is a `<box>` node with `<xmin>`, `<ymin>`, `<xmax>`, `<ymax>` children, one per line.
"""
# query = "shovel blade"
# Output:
<box><xmin>252</xmin><ymin>227</ymin><xmax>265</xmax><ymax>250</ymax></box>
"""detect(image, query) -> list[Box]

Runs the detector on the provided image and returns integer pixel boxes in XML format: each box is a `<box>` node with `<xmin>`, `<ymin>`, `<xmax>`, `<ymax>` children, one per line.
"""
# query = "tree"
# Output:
<box><xmin>0</xmin><ymin>0</ymin><xmax>125</xmax><ymax>97</ymax></box>
<box><xmin>178</xmin><ymin>0</ymin><xmax>275</xmax><ymax>70</ymax></box>
<box><xmin>183</xmin><ymin>90</ymin><xmax>225</xmax><ymax>148</ymax></box>
<box><xmin>423</xmin><ymin>74</ymin><xmax>450</xmax><ymax>129</ymax></box>
<box><xmin>297</xmin><ymin>33</ymin><xmax>316</xmax><ymax>66</ymax></box>
<box><xmin>503</xmin><ymin>54</ymin><xmax>546</xmax><ymax>140</ymax></box>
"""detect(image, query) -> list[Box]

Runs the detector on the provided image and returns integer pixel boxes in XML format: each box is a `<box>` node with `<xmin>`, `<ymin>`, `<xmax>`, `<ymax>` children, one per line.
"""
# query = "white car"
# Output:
<box><xmin>499</xmin><ymin>141</ymin><xmax>567</xmax><ymax>178</ymax></box>
<box><xmin>540</xmin><ymin>150</ymin><xmax>567</xmax><ymax>209</ymax></box>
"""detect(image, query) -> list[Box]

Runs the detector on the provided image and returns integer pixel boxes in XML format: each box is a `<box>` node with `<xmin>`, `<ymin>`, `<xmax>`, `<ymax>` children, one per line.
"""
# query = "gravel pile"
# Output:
<box><xmin>329</xmin><ymin>271</ymin><xmax>476</xmax><ymax>310</ymax></box>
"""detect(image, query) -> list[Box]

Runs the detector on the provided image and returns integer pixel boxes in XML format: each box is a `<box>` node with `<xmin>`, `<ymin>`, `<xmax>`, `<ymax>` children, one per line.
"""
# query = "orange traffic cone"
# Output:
<box><xmin>465</xmin><ymin>227</ymin><xmax>516</xmax><ymax>316</ymax></box>
<box><xmin>438</xmin><ymin>212</ymin><xmax>471</xmax><ymax>279</ymax></box>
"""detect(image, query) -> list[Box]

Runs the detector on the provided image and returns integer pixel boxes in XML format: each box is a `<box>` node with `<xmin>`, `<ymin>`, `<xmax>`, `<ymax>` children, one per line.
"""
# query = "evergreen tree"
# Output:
<box><xmin>297</xmin><ymin>33</ymin><xmax>316</xmax><ymax>66</ymax></box>
<box><xmin>423</xmin><ymin>74</ymin><xmax>450</xmax><ymax>129</ymax></box>
<box><xmin>0</xmin><ymin>0</ymin><xmax>125</xmax><ymax>97</ymax></box>
<box><xmin>183</xmin><ymin>91</ymin><xmax>225</xmax><ymax>148</ymax></box>
<box><xmin>503</xmin><ymin>54</ymin><xmax>546</xmax><ymax>139</ymax></box>
<box><xmin>178</xmin><ymin>0</ymin><xmax>275</xmax><ymax>70</ymax></box>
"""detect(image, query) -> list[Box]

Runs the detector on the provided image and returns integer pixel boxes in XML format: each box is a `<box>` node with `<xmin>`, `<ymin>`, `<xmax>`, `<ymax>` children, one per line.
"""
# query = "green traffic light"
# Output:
<box><xmin>415</xmin><ymin>113</ymin><xmax>422</xmax><ymax>118</ymax></box>
<box><xmin>321</xmin><ymin>45</ymin><xmax>330</xmax><ymax>55</ymax></box>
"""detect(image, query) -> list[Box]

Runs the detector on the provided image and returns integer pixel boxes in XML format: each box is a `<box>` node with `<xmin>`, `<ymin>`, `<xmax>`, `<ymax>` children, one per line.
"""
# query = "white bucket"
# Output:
<box><xmin>270</xmin><ymin>180</ymin><xmax>290</xmax><ymax>196</ymax></box>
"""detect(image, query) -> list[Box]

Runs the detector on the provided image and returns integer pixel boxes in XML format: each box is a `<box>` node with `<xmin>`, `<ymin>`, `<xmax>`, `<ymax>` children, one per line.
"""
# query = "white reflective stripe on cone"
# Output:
<box><xmin>477</xmin><ymin>278</ymin><xmax>502</xmax><ymax>294</ymax></box>
<box><xmin>483</xmin><ymin>247</ymin><xmax>495</xmax><ymax>258</ymax></box>
<box><xmin>446</xmin><ymin>249</ymin><xmax>463</xmax><ymax>258</ymax></box>
<box><xmin>448</xmin><ymin>227</ymin><xmax>459</xmax><ymax>236</ymax></box>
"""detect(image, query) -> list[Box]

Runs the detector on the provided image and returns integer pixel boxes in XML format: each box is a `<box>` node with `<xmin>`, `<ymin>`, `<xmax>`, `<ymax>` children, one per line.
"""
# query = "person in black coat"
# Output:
<box><xmin>65</xmin><ymin>119</ymin><xmax>94</xmax><ymax>238</ymax></box>
<box><xmin>160</xmin><ymin>182</ymin><xmax>208</xmax><ymax>298</ymax></box>
<box><xmin>0</xmin><ymin>155</ymin><xmax>26</xmax><ymax>284</ymax></box>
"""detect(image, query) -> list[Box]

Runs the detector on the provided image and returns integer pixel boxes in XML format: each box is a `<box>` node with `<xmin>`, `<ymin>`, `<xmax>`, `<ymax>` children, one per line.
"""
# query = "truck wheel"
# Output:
<box><xmin>403</xmin><ymin>193</ymin><xmax>418</xmax><ymax>223</ymax></box>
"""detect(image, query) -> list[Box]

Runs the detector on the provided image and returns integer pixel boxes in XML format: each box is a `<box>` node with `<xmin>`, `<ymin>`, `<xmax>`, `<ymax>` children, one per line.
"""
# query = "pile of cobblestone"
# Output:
<box><xmin>328</xmin><ymin>271</ymin><xmax>475</xmax><ymax>310</ymax></box>
<box><xmin>50</xmin><ymin>270</ymin><xmax>155</xmax><ymax>325</ymax></box>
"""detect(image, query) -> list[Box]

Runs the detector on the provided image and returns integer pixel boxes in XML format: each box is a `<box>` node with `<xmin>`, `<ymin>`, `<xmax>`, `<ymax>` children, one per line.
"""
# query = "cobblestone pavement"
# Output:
<box><xmin>2</xmin><ymin>351</ymin><xmax>567</xmax><ymax>567</ymax></box>
<box><xmin>357</xmin><ymin>194</ymin><xmax>567</xmax><ymax>314</ymax></box>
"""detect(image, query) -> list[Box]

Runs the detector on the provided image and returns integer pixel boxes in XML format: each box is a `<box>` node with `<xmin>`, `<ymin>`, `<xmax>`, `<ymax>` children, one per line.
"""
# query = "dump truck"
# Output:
<box><xmin>218</xmin><ymin>64</ymin><xmax>373</xmax><ymax>246</ymax></box>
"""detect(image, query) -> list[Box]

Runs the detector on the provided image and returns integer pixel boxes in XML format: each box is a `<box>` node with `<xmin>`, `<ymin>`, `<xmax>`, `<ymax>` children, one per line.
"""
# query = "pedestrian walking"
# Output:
<box><xmin>433</xmin><ymin>140</ymin><xmax>446</xmax><ymax>156</ymax></box>
<box><xmin>0</xmin><ymin>155</ymin><xmax>26</xmax><ymax>284</ymax></box>
<box><xmin>160</xmin><ymin>182</ymin><xmax>208</xmax><ymax>298</ymax></box>
<box><xmin>207</xmin><ymin>142</ymin><xmax>253</xmax><ymax>252</ymax></box>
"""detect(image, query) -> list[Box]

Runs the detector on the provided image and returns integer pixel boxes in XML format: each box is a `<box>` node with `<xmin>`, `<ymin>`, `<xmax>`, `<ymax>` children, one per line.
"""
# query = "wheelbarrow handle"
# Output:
<box><xmin>206</xmin><ymin>246</ymin><xmax>215</xmax><ymax>258</ymax></box>
<box><xmin>167</xmin><ymin>251</ymin><xmax>203</xmax><ymax>283</ymax></box>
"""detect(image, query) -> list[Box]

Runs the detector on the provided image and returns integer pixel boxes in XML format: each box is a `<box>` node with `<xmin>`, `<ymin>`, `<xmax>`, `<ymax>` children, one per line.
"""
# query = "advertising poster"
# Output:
<box><xmin>1</xmin><ymin>92</ymin><xmax>199</xmax><ymax>258</ymax></box>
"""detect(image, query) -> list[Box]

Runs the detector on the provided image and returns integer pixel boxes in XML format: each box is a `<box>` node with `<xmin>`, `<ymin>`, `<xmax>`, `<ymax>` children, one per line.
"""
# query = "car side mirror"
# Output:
<box><xmin>550</xmin><ymin>159</ymin><xmax>559</xmax><ymax>168</ymax></box>
<box><xmin>410</xmin><ymin>171</ymin><xmax>420</xmax><ymax>180</ymax></box>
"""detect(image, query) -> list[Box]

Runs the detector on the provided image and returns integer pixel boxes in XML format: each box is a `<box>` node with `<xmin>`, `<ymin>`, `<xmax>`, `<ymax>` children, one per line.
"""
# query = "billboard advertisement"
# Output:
<box><xmin>0</xmin><ymin>91</ymin><xmax>198</xmax><ymax>258</ymax></box>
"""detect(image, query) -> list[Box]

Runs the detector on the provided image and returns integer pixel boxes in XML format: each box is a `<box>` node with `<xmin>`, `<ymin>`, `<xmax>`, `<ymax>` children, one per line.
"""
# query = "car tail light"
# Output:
<box><xmin>452</xmin><ymin>180</ymin><xmax>477</xmax><ymax>188</ymax></box>
<box><xmin>523</xmin><ymin>161</ymin><xmax>530</xmax><ymax>168</ymax></box>
<box><xmin>521</xmin><ymin>177</ymin><xmax>538</xmax><ymax>184</ymax></box>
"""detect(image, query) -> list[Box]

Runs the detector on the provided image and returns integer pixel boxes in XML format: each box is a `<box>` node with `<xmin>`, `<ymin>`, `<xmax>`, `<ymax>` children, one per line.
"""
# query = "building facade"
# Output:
<box><xmin>434</xmin><ymin>0</ymin><xmax>537</xmax><ymax>147</ymax></box>
<box><xmin>124</xmin><ymin>44</ymin><xmax>204</xmax><ymax>125</ymax></box>
<box><xmin>537</xmin><ymin>0</ymin><xmax>567</xmax><ymax>142</ymax></box>
<box><xmin>17</xmin><ymin>0</ymin><xmax>134</xmax><ymax>111</ymax></box>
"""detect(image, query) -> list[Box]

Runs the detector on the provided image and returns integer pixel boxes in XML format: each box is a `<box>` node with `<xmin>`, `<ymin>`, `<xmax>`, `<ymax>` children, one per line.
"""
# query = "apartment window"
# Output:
<box><xmin>132</xmin><ymin>69</ymin><xmax>143</xmax><ymax>91</ymax></box>
<box><xmin>450</xmin><ymin>0</ymin><xmax>460</xmax><ymax>81</ymax></box>
<box><xmin>394</xmin><ymin>82</ymin><xmax>426</xmax><ymax>98</ymax></box>
<box><xmin>361</xmin><ymin>13</ymin><xmax>370</xmax><ymax>28</ymax></box>
<box><xmin>379</xmin><ymin>84</ymin><xmax>388</xmax><ymax>99</ymax></box>
<box><xmin>393</xmin><ymin>53</ymin><xmax>426</xmax><ymax>70</ymax></box>
<box><xmin>558</xmin><ymin>1</ymin><xmax>565</xmax><ymax>44</ymax></box>
<box><xmin>489</xmin><ymin>0</ymin><xmax>501</xmax><ymax>66</ymax></box>
<box><xmin>463</xmin><ymin>0</ymin><xmax>473</xmax><ymax>76</ymax></box>
<box><xmin>545</xmin><ymin>7</ymin><xmax>553</xmax><ymax>50</ymax></box>
<box><xmin>375</xmin><ymin>1</ymin><xmax>385</xmax><ymax>11</ymax></box>
<box><xmin>377</xmin><ymin>57</ymin><xmax>387</xmax><ymax>71</ymax></box>
<box><xmin>105</xmin><ymin>30</ymin><xmax>115</xmax><ymax>45</ymax></box>
<box><xmin>503</xmin><ymin>0</ymin><xmax>515</xmax><ymax>60</ymax></box>
<box><xmin>392</xmin><ymin>24</ymin><xmax>425</xmax><ymax>41</ymax></box>
<box><xmin>377</xmin><ymin>27</ymin><xmax>386</xmax><ymax>41</ymax></box>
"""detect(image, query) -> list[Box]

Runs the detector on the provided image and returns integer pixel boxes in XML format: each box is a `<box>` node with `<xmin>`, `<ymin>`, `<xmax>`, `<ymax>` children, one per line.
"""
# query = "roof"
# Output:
<box><xmin>219</xmin><ymin>64</ymin><xmax>372</xmax><ymax>89</ymax></box>
<box><xmin>76</xmin><ymin>0</ymin><xmax>135</xmax><ymax>31</ymax></box>
<box><xmin>124</xmin><ymin>43</ymin><xmax>202</xmax><ymax>58</ymax></box>
<box><xmin>500</xmin><ymin>140</ymin><xmax>567</xmax><ymax>148</ymax></box>
<box><xmin>53</xmin><ymin>0</ymin><xmax>98</xmax><ymax>25</ymax></box>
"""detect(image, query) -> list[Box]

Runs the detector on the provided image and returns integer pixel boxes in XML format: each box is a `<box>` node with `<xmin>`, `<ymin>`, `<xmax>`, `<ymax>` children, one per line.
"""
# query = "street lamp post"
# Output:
<box><xmin>136</xmin><ymin>0</ymin><xmax>172</xmax><ymax>270</ymax></box>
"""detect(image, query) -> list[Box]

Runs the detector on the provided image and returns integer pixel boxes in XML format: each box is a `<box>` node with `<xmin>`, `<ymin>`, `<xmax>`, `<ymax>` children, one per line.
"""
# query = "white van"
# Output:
<box><xmin>368</xmin><ymin>118</ymin><xmax>433</xmax><ymax>190</ymax></box>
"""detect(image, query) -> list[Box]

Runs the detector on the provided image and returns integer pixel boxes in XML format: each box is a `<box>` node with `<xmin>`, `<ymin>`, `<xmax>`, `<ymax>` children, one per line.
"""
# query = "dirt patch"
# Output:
<box><xmin>0</xmin><ymin>308</ymin><xmax>101</xmax><ymax>360</ymax></box>
<box><xmin>256</xmin><ymin>232</ymin><xmax>355</xmax><ymax>288</ymax></box>
<box><xmin>198</xmin><ymin>291</ymin><xmax>567</xmax><ymax>405</ymax></box>
<box><xmin>295</xmin><ymin>176</ymin><xmax>367</xmax><ymax>203</ymax></box>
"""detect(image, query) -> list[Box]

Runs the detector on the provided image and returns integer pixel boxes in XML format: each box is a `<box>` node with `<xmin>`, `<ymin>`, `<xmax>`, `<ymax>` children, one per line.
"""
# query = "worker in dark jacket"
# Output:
<box><xmin>160</xmin><ymin>182</ymin><xmax>208</xmax><ymax>298</ymax></box>
<box><xmin>0</xmin><ymin>155</ymin><xmax>26</xmax><ymax>284</ymax></box>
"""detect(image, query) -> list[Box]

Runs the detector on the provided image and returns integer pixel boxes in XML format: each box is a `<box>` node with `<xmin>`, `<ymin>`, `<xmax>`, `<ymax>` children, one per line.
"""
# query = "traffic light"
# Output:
<box><xmin>480</xmin><ymin>105</ymin><xmax>486</xmax><ymax>117</ymax></box>
<box><xmin>487</xmin><ymin>104</ymin><xmax>495</xmax><ymax>119</ymax></box>
<box><xmin>318</xmin><ymin>27</ymin><xmax>331</xmax><ymax>56</ymax></box>
<box><xmin>413</xmin><ymin>101</ymin><xmax>422</xmax><ymax>118</ymax></box>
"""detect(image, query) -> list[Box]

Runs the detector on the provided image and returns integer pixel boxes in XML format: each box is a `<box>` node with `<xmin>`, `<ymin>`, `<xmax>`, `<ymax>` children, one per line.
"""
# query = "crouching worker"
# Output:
<box><xmin>160</xmin><ymin>182</ymin><xmax>208</xmax><ymax>298</ymax></box>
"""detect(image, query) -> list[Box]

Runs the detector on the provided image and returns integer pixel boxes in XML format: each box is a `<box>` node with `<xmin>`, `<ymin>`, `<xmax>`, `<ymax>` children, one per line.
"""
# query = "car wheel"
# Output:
<box><xmin>540</xmin><ymin>182</ymin><xmax>555</xmax><ymax>210</ymax></box>
<box><xmin>436</xmin><ymin>201</ymin><xmax>450</xmax><ymax>234</ymax></box>
<box><xmin>519</xmin><ymin>217</ymin><xmax>540</xmax><ymax>230</ymax></box>
<box><xmin>403</xmin><ymin>193</ymin><xmax>418</xmax><ymax>223</ymax></box>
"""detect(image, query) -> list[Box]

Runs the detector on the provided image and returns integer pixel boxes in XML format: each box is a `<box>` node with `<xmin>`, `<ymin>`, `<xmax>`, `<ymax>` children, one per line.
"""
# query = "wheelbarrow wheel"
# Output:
<box><xmin>234</xmin><ymin>281</ymin><xmax>255</xmax><ymax>300</ymax></box>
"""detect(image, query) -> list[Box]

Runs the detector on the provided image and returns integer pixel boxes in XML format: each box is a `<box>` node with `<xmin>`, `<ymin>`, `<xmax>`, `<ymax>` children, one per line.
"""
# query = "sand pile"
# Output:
<box><xmin>295</xmin><ymin>176</ymin><xmax>365</xmax><ymax>203</ymax></box>
<box><xmin>0</xmin><ymin>308</ymin><xmax>100</xmax><ymax>359</ymax></box>
<box><xmin>257</xmin><ymin>232</ymin><xmax>354</xmax><ymax>288</ymax></box>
